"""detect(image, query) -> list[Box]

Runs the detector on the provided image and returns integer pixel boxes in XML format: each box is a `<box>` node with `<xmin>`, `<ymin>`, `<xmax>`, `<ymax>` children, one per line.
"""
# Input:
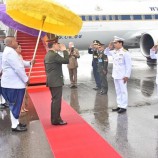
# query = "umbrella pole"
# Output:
<box><xmin>28</xmin><ymin>16</ymin><xmax>46</xmax><ymax>78</ymax></box>
<box><xmin>28</xmin><ymin>29</ymin><xmax>42</xmax><ymax>78</ymax></box>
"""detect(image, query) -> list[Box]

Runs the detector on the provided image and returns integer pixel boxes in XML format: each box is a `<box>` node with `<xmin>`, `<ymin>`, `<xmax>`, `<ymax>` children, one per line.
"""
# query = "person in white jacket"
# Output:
<box><xmin>104</xmin><ymin>36</ymin><xmax>132</xmax><ymax>113</ymax></box>
<box><xmin>16</xmin><ymin>43</ymin><xmax>35</xmax><ymax>113</ymax></box>
<box><xmin>150</xmin><ymin>44</ymin><xmax>158</xmax><ymax>119</ymax></box>
<box><xmin>0</xmin><ymin>50</ymin><xmax>8</xmax><ymax>109</ymax></box>
<box><xmin>1</xmin><ymin>37</ymin><xmax>29</xmax><ymax>132</ymax></box>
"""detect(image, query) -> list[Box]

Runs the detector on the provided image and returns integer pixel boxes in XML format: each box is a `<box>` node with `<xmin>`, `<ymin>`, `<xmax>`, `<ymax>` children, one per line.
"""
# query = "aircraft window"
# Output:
<box><xmin>80</xmin><ymin>16</ymin><xmax>86</xmax><ymax>21</ymax></box>
<box><xmin>89</xmin><ymin>16</ymin><xmax>92</xmax><ymax>21</ymax></box>
<box><xmin>141</xmin><ymin>15</ymin><xmax>145</xmax><ymax>20</ymax></box>
<box><xmin>122</xmin><ymin>15</ymin><xmax>130</xmax><ymax>20</ymax></box>
<box><xmin>92</xmin><ymin>15</ymin><xmax>96</xmax><ymax>21</ymax></box>
<box><xmin>98</xmin><ymin>15</ymin><xmax>102</xmax><ymax>20</ymax></box>
<box><xmin>115</xmin><ymin>15</ymin><xmax>119</xmax><ymax>20</ymax></box>
<box><xmin>85</xmin><ymin>16</ymin><xmax>89</xmax><ymax>21</ymax></box>
<box><xmin>155</xmin><ymin>15</ymin><xmax>158</xmax><ymax>19</ymax></box>
<box><xmin>79</xmin><ymin>14</ymin><xmax>155</xmax><ymax>21</ymax></box>
<box><xmin>112</xmin><ymin>15</ymin><xmax>116</xmax><ymax>20</ymax></box>
<box><xmin>95</xmin><ymin>15</ymin><xmax>99</xmax><ymax>21</ymax></box>
<box><xmin>151</xmin><ymin>15</ymin><xmax>155</xmax><ymax>20</ymax></box>
<box><xmin>102</xmin><ymin>15</ymin><xmax>106</xmax><ymax>20</ymax></box>
<box><xmin>108</xmin><ymin>15</ymin><xmax>113</xmax><ymax>20</ymax></box>
<box><xmin>118</xmin><ymin>15</ymin><xmax>122</xmax><ymax>20</ymax></box>
<box><xmin>106</xmin><ymin>15</ymin><xmax>109</xmax><ymax>20</ymax></box>
<box><xmin>130</xmin><ymin>15</ymin><xmax>134</xmax><ymax>20</ymax></box>
<box><xmin>133</xmin><ymin>15</ymin><xmax>142</xmax><ymax>20</ymax></box>
<box><xmin>144</xmin><ymin>15</ymin><xmax>152</xmax><ymax>20</ymax></box>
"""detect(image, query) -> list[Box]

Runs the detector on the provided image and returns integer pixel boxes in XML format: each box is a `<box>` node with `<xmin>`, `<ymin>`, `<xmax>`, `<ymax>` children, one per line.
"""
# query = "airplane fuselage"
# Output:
<box><xmin>57</xmin><ymin>0</ymin><xmax>158</xmax><ymax>53</ymax></box>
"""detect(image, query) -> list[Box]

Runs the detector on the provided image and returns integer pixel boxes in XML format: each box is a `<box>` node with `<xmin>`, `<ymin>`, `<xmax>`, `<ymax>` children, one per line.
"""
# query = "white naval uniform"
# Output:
<box><xmin>150</xmin><ymin>49</ymin><xmax>158</xmax><ymax>94</ymax></box>
<box><xmin>104</xmin><ymin>47</ymin><xmax>132</xmax><ymax>109</ymax></box>
<box><xmin>150</xmin><ymin>49</ymin><xmax>158</xmax><ymax>84</ymax></box>
<box><xmin>1</xmin><ymin>46</ymin><xmax>29</xmax><ymax>128</ymax></box>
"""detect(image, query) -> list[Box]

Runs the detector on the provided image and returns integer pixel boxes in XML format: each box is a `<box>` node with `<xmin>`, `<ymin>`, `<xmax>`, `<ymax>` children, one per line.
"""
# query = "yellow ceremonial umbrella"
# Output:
<box><xmin>6</xmin><ymin>0</ymin><xmax>83</xmax><ymax>77</ymax></box>
<box><xmin>6</xmin><ymin>0</ymin><xmax>82</xmax><ymax>36</ymax></box>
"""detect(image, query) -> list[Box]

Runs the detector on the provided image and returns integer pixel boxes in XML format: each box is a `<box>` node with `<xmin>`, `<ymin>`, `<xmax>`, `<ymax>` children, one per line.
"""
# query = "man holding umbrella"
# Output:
<box><xmin>1</xmin><ymin>36</ymin><xmax>29</xmax><ymax>132</ymax></box>
<box><xmin>44</xmin><ymin>37</ymin><xmax>69</xmax><ymax>125</ymax></box>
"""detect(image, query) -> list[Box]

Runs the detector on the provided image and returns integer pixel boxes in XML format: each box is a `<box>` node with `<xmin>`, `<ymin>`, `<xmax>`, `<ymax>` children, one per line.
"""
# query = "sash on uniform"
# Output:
<box><xmin>2</xmin><ymin>88</ymin><xmax>25</xmax><ymax>119</ymax></box>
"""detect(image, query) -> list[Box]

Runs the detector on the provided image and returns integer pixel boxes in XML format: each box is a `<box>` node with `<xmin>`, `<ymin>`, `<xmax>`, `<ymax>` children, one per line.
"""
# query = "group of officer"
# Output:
<box><xmin>88</xmin><ymin>41</ymin><xmax>108</xmax><ymax>95</ymax></box>
<box><xmin>88</xmin><ymin>36</ymin><xmax>132</xmax><ymax>114</ymax></box>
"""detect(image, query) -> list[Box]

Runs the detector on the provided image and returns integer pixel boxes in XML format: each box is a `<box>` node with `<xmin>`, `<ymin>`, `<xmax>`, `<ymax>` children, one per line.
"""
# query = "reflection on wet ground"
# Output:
<box><xmin>1</xmin><ymin>51</ymin><xmax>158</xmax><ymax>158</ymax></box>
<box><xmin>0</xmin><ymin>95</ymin><xmax>53</xmax><ymax>158</ymax></box>
<box><xmin>62</xmin><ymin>51</ymin><xmax>158</xmax><ymax>158</ymax></box>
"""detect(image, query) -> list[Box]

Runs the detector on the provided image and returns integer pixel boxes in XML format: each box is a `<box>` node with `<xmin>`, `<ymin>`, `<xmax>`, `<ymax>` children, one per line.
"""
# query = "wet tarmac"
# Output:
<box><xmin>1</xmin><ymin>50</ymin><xmax>158</xmax><ymax>158</ymax></box>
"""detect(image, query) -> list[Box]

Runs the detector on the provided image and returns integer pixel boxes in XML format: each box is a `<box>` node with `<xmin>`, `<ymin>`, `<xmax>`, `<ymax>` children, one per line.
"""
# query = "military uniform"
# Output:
<box><xmin>67</xmin><ymin>47</ymin><xmax>80</xmax><ymax>87</ymax></box>
<box><xmin>98</xmin><ymin>47</ymin><xmax>108</xmax><ymax>95</ymax></box>
<box><xmin>104</xmin><ymin>37</ymin><xmax>132</xmax><ymax>111</ymax></box>
<box><xmin>44</xmin><ymin>49</ymin><xmax>69</xmax><ymax>124</ymax></box>
<box><xmin>88</xmin><ymin>40</ymin><xmax>101</xmax><ymax>89</ymax></box>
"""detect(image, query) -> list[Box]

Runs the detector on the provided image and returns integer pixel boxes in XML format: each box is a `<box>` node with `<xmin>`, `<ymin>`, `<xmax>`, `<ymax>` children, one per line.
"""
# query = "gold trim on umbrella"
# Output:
<box><xmin>6</xmin><ymin>0</ymin><xmax>82</xmax><ymax>36</ymax></box>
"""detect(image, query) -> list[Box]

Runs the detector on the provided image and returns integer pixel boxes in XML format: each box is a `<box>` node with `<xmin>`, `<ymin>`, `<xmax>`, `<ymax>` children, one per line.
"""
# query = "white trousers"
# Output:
<box><xmin>114</xmin><ymin>79</ymin><xmax>128</xmax><ymax>109</ymax></box>
<box><xmin>10</xmin><ymin>111</ymin><xmax>19</xmax><ymax>128</ymax></box>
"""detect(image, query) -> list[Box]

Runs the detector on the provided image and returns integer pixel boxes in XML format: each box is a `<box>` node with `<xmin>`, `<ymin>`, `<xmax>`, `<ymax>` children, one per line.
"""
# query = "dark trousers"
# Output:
<box><xmin>2</xmin><ymin>88</ymin><xmax>25</xmax><ymax>119</ymax></box>
<box><xmin>93</xmin><ymin>66</ymin><xmax>101</xmax><ymax>88</ymax></box>
<box><xmin>49</xmin><ymin>86</ymin><xmax>62</xmax><ymax>124</ymax></box>
<box><xmin>100</xmin><ymin>73</ymin><xmax>108</xmax><ymax>93</ymax></box>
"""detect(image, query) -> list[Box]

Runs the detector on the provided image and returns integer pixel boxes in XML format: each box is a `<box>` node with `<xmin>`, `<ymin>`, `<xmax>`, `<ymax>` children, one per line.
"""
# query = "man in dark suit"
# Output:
<box><xmin>97</xmin><ymin>42</ymin><xmax>108</xmax><ymax>95</ymax></box>
<box><xmin>44</xmin><ymin>37</ymin><xmax>69</xmax><ymax>125</ymax></box>
<box><xmin>88</xmin><ymin>40</ymin><xmax>101</xmax><ymax>90</ymax></box>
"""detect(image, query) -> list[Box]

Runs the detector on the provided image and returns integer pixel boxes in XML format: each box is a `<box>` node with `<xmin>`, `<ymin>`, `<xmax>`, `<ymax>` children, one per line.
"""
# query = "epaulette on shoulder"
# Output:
<box><xmin>123</xmin><ymin>48</ymin><xmax>127</xmax><ymax>52</ymax></box>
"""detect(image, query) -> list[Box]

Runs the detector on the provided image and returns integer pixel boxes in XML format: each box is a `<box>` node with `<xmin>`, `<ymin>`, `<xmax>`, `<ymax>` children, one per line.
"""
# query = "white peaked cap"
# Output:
<box><xmin>113</xmin><ymin>36</ymin><xmax>125</xmax><ymax>42</ymax></box>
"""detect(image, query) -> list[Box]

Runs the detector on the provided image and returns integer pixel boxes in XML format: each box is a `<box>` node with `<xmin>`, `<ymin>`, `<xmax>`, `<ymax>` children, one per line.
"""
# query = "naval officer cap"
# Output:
<box><xmin>113</xmin><ymin>36</ymin><xmax>124</xmax><ymax>42</ymax></box>
<box><xmin>93</xmin><ymin>40</ymin><xmax>100</xmax><ymax>45</ymax></box>
<box><xmin>98</xmin><ymin>42</ymin><xmax>104</xmax><ymax>46</ymax></box>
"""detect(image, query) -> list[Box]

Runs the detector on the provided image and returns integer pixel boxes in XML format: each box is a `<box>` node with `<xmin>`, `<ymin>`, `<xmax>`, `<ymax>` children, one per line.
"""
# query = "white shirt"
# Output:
<box><xmin>104</xmin><ymin>47</ymin><xmax>132</xmax><ymax>79</ymax></box>
<box><xmin>150</xmin><ymin>49</ymin><xmax>158</xmax><ymax>84</ymax></box>
<box><xmin>1</xmin><ymin>46</ymin><xmax>28</xmax><ymax>89</ymax></box>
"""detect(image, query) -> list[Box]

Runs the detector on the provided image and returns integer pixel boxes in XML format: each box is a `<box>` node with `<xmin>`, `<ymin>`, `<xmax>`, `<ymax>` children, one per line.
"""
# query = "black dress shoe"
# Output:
<box><xmin>112</xmin><ymin>107</ymin><xmax>120</xmax><ymax>112</ymax></box>
<box><xmin>52</xmin><ymin>121</ymin><xmax>67</xmax><ymax>125</ymax></box>
<box><xmin>70</xmin><ymin>85</ymin><xmax>75</xmax><ymax>88</ymax></box>
<box><xmin>93</xmin><ymin>87</ymin><xmax>100</xmax><ymax>90</ymax></box>
<box><xmin>2</xmin><ymin>103</ymin><xmax>9</xmax><ymax>108</ymax></box>
<box><xmin>19</xmin><ymin>123</ymin><xmax>27</xmax><ymax>128</ymax></box>
<box><xmin>118</xmin><ymin>108</ymin><xmax>126</xmax><ymax>113</ymax></box>
<box><xmin>99</xmin><ymin>91</ymin><xmax>107</xmax><ymax>95</ymax></box>
<box><xmin>154</xmin><ymin>115</ymin><xmax>158</xmax><ymax>119</ymax></box>
<box><xmin>0</xmin><ymin>104</ymin><xmax>6</xmax><ymax>109</ymax></box>
<box><xmin>12</xmin><ymin>125</ymin><xmax>27</xmax><ymax>132</ymax></box>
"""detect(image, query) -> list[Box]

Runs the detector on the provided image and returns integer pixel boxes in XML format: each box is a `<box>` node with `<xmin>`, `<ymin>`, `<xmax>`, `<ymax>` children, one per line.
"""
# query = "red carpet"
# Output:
<box><xmin>28</xmin><ymin>86</ymin><xmax>122</xmax><ymax>158</ymax></box>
